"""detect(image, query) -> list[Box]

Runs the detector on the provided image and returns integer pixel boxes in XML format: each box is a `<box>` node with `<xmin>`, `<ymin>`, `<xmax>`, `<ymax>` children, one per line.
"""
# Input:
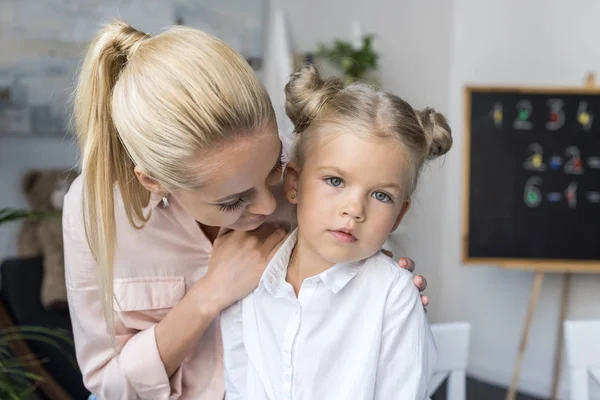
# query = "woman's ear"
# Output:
<box><xmin>283</xmin><ymin>162</ymin><xmax>300</xmax><ymax>204</ymax></box>
<box><xmin>392</xmin><ymin>200</ymin><xmax>411</xmax><ymax>232</ymax></box>
<box><xmin>134</xmin><ymin>166</ymin><xmax>165</xmax><ymax>195</ymax></box>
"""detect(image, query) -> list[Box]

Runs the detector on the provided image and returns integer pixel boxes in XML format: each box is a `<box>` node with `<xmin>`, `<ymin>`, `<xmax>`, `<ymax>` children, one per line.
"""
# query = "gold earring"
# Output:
<box><xmin>291</xmin><ymin>193</ymin><xmax>296</xmax><ymax>199</ymax></box>
<box><xmin>161</xmin><ymin>194</ymin><xmax>169</xmax><ymax>208</ymax></box>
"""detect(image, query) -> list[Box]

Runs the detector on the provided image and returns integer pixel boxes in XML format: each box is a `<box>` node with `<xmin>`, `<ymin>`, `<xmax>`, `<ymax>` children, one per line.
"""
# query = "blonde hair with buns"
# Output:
<box><xmin>284</xmin><ymin>64</ymin><xmax>452</xmax><ymax>198</ymax></box>
<box><xmin>73</xmin><ymin>20</ymin><xmax>274</xmax><ymax>338</ymax></box>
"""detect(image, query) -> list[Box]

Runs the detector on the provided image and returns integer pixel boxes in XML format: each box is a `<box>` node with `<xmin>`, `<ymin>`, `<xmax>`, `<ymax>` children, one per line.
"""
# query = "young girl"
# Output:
<box><xmin>221</xmin><ymin>65</ymin><xmax>453</xmax><ymax>399</ymax></box>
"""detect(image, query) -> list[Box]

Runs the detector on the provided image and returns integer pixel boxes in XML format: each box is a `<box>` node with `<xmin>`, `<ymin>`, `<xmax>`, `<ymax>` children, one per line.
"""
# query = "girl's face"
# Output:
<box><xmin>285</xmin><ymin>129</ymin><xmax>411</xmax><ymax>267</ymax></box>
<box><xmin>171</xmin><ymin>123</ymin><xmax>284</xmax><ymax>231</ymax></box>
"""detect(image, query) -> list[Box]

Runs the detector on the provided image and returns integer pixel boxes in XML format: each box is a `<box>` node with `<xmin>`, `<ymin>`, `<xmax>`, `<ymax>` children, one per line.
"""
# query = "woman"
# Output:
<box><xmin>64</xmin><ymin>20</ymin><xmax>429</xmax><ymax>399</ymax></box>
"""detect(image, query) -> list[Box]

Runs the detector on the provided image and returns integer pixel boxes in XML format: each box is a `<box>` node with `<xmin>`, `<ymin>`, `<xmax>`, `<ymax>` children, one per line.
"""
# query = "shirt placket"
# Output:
<box><xmin>281</xmin><ymin>278</ymin><xmax>319</xmax><ymax>400</ymax></box>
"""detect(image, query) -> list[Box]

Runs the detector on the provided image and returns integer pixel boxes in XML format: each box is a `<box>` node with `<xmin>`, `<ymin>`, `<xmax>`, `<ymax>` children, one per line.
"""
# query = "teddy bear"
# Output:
<box><xmin>18</xmin><ymin>168</ymin><xmax>77</xmax><ymax>311</ymax></box>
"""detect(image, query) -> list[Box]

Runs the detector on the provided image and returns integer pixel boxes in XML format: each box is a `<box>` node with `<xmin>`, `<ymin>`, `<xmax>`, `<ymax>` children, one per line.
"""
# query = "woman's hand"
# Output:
<box><xmin>202</xmin><ymin>223</ymin><xmax>287</xmax><ymax>315</ymax></box>
<box><xmin>382</xmin><ymin>250</ymin><xmax>429</xmax><ymax>311</ymax></box>
<box><xmin>156</xmin><ymin>223</ymin><xmax>286</xmax><ymax>378</ymax></box>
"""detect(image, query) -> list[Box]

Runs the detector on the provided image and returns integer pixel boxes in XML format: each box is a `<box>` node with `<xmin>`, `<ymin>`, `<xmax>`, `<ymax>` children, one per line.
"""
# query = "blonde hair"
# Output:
<box><xmin>73</xmin><ymin>20</ymin><xmax>274</xmax><ymax>337</ymax></box>
<box><xmin>284</xmin><ymin>64</ymin><xmax>452</xmax><ymax>197</ymax></box>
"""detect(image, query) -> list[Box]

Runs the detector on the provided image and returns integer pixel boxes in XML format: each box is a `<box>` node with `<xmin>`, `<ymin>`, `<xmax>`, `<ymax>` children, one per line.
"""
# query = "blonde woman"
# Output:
<box><xmin>65</xmin><ymin>20</ymin><xmax>429</xmax><ymax>399</ymax></box>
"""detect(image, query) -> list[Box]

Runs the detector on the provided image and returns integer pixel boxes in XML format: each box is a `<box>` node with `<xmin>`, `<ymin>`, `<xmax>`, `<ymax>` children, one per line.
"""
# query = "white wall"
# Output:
<box><xmin>441</xmin><ymin>0</ymin><xmax>600</xmax><ymax>398</ymax></box>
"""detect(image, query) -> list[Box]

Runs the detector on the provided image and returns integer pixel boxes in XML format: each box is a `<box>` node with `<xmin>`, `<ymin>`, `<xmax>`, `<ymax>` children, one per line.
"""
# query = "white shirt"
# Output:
<box><xmin>220</xmin><ymin>228</ymin><xmax>437</xmax><ymax>400</ymax></box>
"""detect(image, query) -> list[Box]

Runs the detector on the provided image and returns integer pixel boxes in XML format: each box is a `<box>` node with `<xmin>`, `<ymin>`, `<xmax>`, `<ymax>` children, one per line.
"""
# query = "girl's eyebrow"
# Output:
<box><xmin>317</xmin><ymin>165</ymin><xmax>346</xmax><ymax>176</ymax></box>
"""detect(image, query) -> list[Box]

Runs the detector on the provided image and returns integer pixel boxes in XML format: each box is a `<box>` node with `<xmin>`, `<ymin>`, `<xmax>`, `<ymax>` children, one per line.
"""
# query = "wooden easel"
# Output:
<box><xmin>505</xmin><ymin>270</ymin><xmax>569</xmax><ymax>400</ymax></box>
<box><xmin>505</xmin><ymin>72</ymin><xmax>600</xmax><ymax>400</ymax></box>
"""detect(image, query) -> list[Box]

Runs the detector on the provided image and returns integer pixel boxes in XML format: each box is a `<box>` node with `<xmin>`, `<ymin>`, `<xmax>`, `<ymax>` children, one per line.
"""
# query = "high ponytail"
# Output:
<box><xmin>74</xmin><ymin>21</ymin><xmax>151</xmax><ymax>339</ymax></box>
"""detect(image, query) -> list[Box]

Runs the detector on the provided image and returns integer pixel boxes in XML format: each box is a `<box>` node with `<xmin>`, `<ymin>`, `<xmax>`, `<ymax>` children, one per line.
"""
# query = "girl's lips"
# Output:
<box><xmin>329</xmin><ymin>230</ymin><xmax>357</xmax><ymax>243</ymax></box>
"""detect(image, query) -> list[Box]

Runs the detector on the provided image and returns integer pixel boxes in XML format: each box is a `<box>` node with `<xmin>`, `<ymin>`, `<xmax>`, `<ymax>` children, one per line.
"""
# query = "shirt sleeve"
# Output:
<box><xmin>373</xmin><ymin>271</ymin><xmax>438</xmax><ymax>400</ymax></box>
<box><xmin>220</xmin><ymin>301</ymin><xmax>247</xmax><ymax>400</ymax></box>
<box><xmin>63</xmin><ymin>183</ymin><xmax>182</xmax><ymax>400</ymax></box>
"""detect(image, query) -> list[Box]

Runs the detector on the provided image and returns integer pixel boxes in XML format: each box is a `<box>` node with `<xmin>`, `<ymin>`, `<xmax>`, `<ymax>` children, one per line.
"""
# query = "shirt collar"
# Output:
<box><xmin>259</xmin><ymin>228</ymin><xmax>297</xmax><ymax>296</ymax></box>
<box><xmin>318</xmin><ymin>258</ymin><xmax>364</xmax><ymax>294</ymax></box>
<box><xmin>258</xmin><ymin>228</ymin><xmax>365</xmax><ymax>296</ymax></box>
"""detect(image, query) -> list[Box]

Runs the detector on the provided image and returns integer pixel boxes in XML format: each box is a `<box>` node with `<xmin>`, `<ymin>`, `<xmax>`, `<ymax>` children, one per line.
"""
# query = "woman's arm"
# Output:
<box><xmin>373</xmin><ymin>271</ymin><xmax>437</xmax><ymax>400</ymax></box>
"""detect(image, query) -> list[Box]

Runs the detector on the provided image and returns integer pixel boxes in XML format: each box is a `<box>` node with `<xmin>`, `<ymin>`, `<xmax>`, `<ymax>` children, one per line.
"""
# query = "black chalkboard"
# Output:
<box><xmin>463</xmin><ymin>86</ymin><xmax>600</xmax><ymax>270</ymax></box>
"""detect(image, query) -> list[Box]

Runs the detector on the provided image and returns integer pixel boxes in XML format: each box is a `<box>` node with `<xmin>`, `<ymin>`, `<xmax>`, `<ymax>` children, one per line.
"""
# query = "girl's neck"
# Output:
<box><xmin>286</xmin><ymin>233</ymin><xmax>334</xmax><ymax>297</ymax></box>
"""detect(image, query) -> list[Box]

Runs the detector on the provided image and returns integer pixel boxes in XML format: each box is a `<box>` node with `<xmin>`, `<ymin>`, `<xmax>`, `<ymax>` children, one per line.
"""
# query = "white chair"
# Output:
<box><xmin>428</xmin><ymin>322</ymin><xmax>471</xmax><ymax>400</ymax></box>
<box><xmin>564</xmin><ymin>320</ymin><xmax>600</xmax><ymax>399</ymax></box>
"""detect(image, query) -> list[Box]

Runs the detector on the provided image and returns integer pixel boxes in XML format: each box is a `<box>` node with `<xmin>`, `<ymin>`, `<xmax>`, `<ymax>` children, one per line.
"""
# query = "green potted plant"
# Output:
<box><xmin>0</xmin><ymin>208</ymin><xmax>74</xmax><ymax>399</ymax></box>
<box><xmin>314</xmin><ymin>34</ymin><xmax>379</xmax><ymax>85</ymax></box>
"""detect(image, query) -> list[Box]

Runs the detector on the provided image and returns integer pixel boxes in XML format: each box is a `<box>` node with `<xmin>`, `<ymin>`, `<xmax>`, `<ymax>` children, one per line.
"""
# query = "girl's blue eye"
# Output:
<box><xmin>326</xmin><ymin>177</ymin><xmax>343</xmax><ymax>187</ymax></box>
<box><xmin>372</xmin><ymin>191</ymin><xmax>391</xmax><ymax>203</ymax></box>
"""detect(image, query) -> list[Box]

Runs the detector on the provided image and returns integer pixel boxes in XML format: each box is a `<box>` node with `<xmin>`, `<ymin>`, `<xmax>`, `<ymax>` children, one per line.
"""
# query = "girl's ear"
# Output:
<box><xmin>283</xmin><ymin>162</ymin><xmax>300</xmax><ymax>204</ymax></box>
<box><xmin>392</xmin><ymin>200</ymin><xmax>411</xmax><ymax>231</ymax></box>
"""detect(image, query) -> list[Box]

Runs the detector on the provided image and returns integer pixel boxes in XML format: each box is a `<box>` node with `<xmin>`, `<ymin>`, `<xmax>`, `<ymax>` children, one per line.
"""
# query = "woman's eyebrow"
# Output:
<box><xmin>215</xmin><ymin>188</ymin><xmax>254</xmax><ymax>203</ymax></box>
<box><xmin>214</xmin><ymin>143</ymin><xmax>282</xmax><ymax>203</ymax></box>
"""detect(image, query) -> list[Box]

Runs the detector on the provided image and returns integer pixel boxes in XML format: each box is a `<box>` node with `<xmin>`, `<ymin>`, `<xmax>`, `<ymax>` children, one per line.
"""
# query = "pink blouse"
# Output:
<box><xmin>64</xmin><ymin>176</ymin><xmax>223</xmax><ymax>399</ymax></box>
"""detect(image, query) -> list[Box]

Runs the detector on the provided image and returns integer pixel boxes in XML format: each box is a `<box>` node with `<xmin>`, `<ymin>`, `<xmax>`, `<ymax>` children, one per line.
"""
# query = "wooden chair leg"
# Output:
<box><xmin>0</xmin><ymin>298</ymin><xmax>72</xmax><ymax>400</ymax></box>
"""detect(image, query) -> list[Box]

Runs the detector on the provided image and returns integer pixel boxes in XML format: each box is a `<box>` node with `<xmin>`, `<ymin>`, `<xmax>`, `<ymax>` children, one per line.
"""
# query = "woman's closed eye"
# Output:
<box><xmin>218</xmin><ymin>197</ymin><xmax>246</xmax><ymax>212</ymax></box>
<box><xmin>217</xmin><ymin>152</ymin><xmax>284</xmax><ymax>213</ymax></box>
<box><xmin>273</xmin><ymin>153</ymin><xmax>284</xmax><ymax>173</ymax></box>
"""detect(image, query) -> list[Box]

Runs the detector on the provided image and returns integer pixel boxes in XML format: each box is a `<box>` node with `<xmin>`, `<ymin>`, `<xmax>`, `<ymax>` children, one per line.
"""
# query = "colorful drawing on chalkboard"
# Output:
<box><xmin>550</xmin><ymin>155</ymin><xmax>563</xmax><ymax>170</ymax></box>
<box><xmin>513</xmin><ymin>100</ymin><xmax>533</xmax><ymax>130</ymax></box>
<box><xmin>522</xmin><ymin>176</ymin><xmax>586</xmax><ymax>209</ymax></box>
<box><xmin>546</xmin><ymin>98</ymin><xmax>565</xmax><ymax>131</ymax></box>
<box><xmin>524</xmin><ymin>143</ymin><xmax>546</xmax><ymax>171</ymax></box>
<box><xmin>564</xmin><ymin>146</ymin><xmax>584</xmax><ymax>175</ymax></box>
<box><xmin>565</xmin><ymin>182</ymin><xmax>577</xmax><ymax>208</ymax></box>
<box><xmin>490</xmin><ymin>102</ymin><xmax>503</xmax><ymax>128</ymax></box>
<box><xmin>524</xmin><ymin>176</ymin><xmax>543</xmax><ymax>208</ymax></box>
<box><xmin>577</xmin><ymin>101</ymin><xmax>593</xmax><ymax>132</ymax></box>
<box><xmin>547</xmin><ymin>192</ymin><xmax>562</xmax><ymax>203</ymax></box>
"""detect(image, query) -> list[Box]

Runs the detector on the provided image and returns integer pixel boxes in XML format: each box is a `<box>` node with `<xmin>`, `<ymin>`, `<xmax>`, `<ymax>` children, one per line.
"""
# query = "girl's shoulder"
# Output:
<box><xmin>359</xmin><ymin>251</ymin><xmax>418</xmax><ymax>301</ymax></box>
<box><xmin>363</xmin><ymin>251</ymin><xmax>413</xmax><ymax>283</ymax></box>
